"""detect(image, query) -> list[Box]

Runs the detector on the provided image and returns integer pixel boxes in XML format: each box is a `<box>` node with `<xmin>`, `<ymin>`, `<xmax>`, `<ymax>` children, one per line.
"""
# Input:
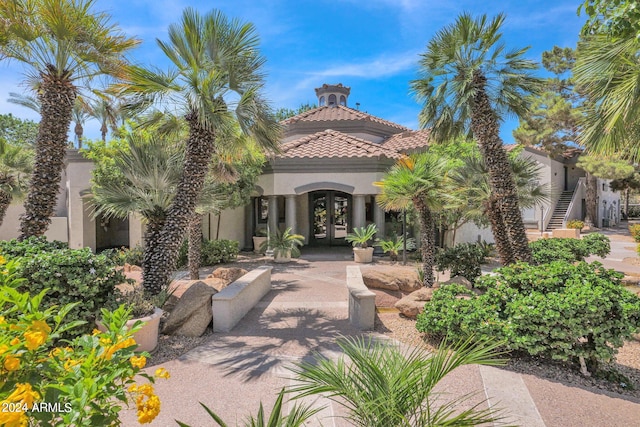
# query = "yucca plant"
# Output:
<box><xmin>345</xmin><ymin>223</ymin><xmax>378</xmax><ymax>248</ymax></box>
<box><xmin>288</xmin><ymin>336</ymin><xmax>508</xmax><ymax>427</ymax></box>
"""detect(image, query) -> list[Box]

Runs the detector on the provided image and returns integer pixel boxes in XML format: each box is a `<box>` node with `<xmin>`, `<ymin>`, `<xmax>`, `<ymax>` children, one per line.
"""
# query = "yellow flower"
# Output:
<box><xmin>130</xmin><ymin>355</ymin><xmax>146</xmax><ymax>369</ymax></box>
<box><xmin>24</xmin><ymin>331</ymin><xmax>46</xmax><ymax>351</ymax></box>
<box><xmin>154</xmin><ymin>368</ymin><xmax>170</xmax><ymax>379</ymax></box>
<box><xmin>0</xmin><ymin>316</ymin><xmax>5</xmax><ymax>325</ymax></box>
<box><xmin>4</xmin><ymin>355</ymin><xmax>20</xmax><ymax>371</ymax></box>
<box><xmin>63</xmin><ymin>359</ymin><xmax>81</xmax><ymax>371</ymax></box>
<box><xmin>0</xmin><ymin>344</ymin><xmax>8</xmax><ymax>355</ymax></box>
<box><xmin>99</xmin><ymin>337</ymin><xmax>112</xmax><ymax>347</ymax></box>
<box><xmin>6</xmin><ymin>383</ymin><xmax>40</xmax><ymax>407</ymax></box>
<box><xmin>10</xmin><ymin>337</ymin><xmax>19</xmax><ymax>346</ymax></box>
<box><xmin>29</xmin><ymin>320</ymin><xmax>51</xmax><ymax>335</ymax></box>
<box><xmin>92</xmin><ymin>329</ymin><xmax>101</xmax><ymax>336</ymax></box>
<box><xmin>0</xmin><ymin>409</ymin><xmax>28</xmax><ymax>427</ymax></box>
<box><xmin>136</xmin><ymin>393</ymin><xmax>161</xmax><ymax>424</ymax></box>
<box><xmin>0</xmin><ymin>255</ymin><xmax>6</xmax><ymax>265</ymax></box>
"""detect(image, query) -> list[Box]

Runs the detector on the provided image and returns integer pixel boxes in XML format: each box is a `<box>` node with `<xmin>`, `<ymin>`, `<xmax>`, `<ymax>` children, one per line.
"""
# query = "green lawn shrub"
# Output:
<box><xmin>566</xmin><ymin>219</ymin><xmax>584</xmax><ymax>230</ymax></box>
<box><xmin>177</xmin><ymin>239</ymin><xmax>239</xmax><ymax>267</ymax></box>
<box><xmin>529</xmin><ymin>232</ymin><xmax>610</xmax><ymax>264</ymax></box>
<box><xmin>416</xmin><ymin>261</ymin><xmax>640</xmax><ymax>372</ymax></box>
<box><xmin>0</xmin><ymin>236</ymin><xmax>67</xmax><ymax>257</ymax></box>
<box><xmin>4</xmin><ymin>246</ymin><xmax>125</xmax><ymax>338</ymax></box>
<box><xmin>629</xmin><ymin>224</ymin><xmax>640</xmax><ymax>242</ymax></box>
<box><xmin>435</xmin><ymin>242</ymin><xmax>488</xmax><ymax>283</ymax></box>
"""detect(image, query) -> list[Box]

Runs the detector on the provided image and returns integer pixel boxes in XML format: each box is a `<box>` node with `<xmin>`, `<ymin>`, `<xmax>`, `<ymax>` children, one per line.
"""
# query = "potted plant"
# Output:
<box><xmin>345</xmin><ymin>223</ymin><xmax>378</xmax><ymax>263</ymax></box>
<box><xmin>566</xmin><ymin>219</ymin><xmax>584</xmax><ymax>236</ymax></box>
<box><xmin>376</xmin><ymin>234</ymin><xmax>416</xmax><ymax>261</ymax></box>
<box><xmin>253</xmin><ymin>227</ymin><xmax>268</xmax><ymax>254</ymax></box>
<box><xmin>97</xmin><ymin>287</ymin><xmax>171</xmax><ymax>352</ymax></box>
<box><xmin>260</xmin><ymin>227</ymin><xmax>305</xmax><ymax>263</ymax></box>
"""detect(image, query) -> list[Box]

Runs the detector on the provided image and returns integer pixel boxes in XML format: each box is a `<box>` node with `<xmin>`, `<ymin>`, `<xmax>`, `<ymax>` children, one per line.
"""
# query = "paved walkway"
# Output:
<box><xmin>120</xmin><ymin>231</ymin><xmax>640</xmax><ymax>427</ymax></box>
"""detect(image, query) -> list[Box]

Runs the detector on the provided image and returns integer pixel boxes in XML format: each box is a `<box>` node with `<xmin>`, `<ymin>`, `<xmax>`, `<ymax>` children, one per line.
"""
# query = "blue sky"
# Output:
<box><xmin>0</xmin><ymin>0</ymin><xmax>586</xmax><ymax>142</ymax></box>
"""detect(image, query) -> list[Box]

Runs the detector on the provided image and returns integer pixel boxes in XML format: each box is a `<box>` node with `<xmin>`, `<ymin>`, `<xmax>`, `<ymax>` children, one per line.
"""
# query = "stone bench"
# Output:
<box><xmin>346</xmin><ymin>266</ymin><xmax>376</xmax><ymax>330</ymax></box>
<box><xmin>211</xmin><ymin>266</ymin><xmax>272</xmax><ymax>332</ymax></box>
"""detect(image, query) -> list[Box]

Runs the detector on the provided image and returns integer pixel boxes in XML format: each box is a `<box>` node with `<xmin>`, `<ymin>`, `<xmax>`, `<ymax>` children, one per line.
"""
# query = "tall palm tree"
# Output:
<box><xmin>412</xmin><ymin>13</ymin><xmax>541</xmax><ymax>264</ymax></box>
<box><xmin>85</xmin><ymin>93</ymin><xmax>120</xmax><ymax>142</ymax></box>
<box><xmin>71</xmin><ymin>97</ymin><xmax>90</xmax><ymax>148</ymax></box>
<box><xmin>374</xmin><ymin>152</ymin><xmax>449</xmax><ymax>287</ymax></box>
<box><xmin>0</xmin><ymin>140</ymin><xmax>33</xmax><ymax>226</ymax></box>
<box><xmin>0</xmin><ymin>0</ymin><xmax>138</xmax><ymax>239</ymax></box>
<box><xmin>115</xmin><ymin>8</ymin><xmax>280</xmax><ymax>294</ymax></box>
<box><xmin>447</xmin><ymin>151</ymin><xmax>549</xmax><ymax>257</ymax></box>
<box><xmin>575</xmin><ymin>35</ymin><xmax>640</xmax><ymax>161</ymax></box>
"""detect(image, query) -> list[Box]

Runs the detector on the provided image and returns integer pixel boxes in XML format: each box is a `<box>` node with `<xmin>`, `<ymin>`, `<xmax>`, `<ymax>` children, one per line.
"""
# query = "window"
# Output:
<box><xmin>256</xmin><ymin>197</ymin><xmax>268</xmax><ymax>223</ymax></box>
<box><xmin>328</xmin><ymin>94</ymin><xmax>337</xmax><ymax>105</ymax></box>
<box><xmin>319</xmin><ymin>96</ymin><xmax>325</xmax><ymax>106</ymax></box>
<box><xmin>339</xmin><ymin>95</ymin><xmax>346</xmax><ymax>106</ymax></box>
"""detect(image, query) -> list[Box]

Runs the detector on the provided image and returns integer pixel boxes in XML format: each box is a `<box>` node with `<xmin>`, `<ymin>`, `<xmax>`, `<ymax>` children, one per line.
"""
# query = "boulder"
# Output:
<box><xmin>123</xmin><ymin>263</ymin><xmax>142</xmax><ymax>272</ymax></box>
<box><xmin>394</xmin><ymin>286</ymin><xmax>437</xmax><ymax>319</ymax></box>
<box><xmin>362</xmin><ymin>268</ymin><xmax>421</xmax><ymax>292</ymax></box>
<box><xmin>442</xmin><ymin>275</ymin><xmax>473</xmax><ymax>290</ymax></box>
<box><xmin>162</xmin><ymin>281</ymin><xmax>218</xmax><ymax>337</ymax></box>
<box><xmin>208</xmin><ymin>267</ymin><xmax>248</xmax><ymax>284</ymax></box>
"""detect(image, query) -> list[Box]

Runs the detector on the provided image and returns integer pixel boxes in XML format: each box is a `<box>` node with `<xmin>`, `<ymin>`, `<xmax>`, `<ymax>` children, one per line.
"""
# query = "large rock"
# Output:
<box><xmin>442</xmin><ymin>275</ymin><xmax>473</xmax><ymax>290</ymax></box>
<box><xmin>208</xmin><ymin>267</ymin><xmax>248</xmax><ymax>284</ymax></box>
<box><xmin>162</xmin><ymin>281</ymin><xmax>218</xmax><ymax>337</ymax></box>
<box><xmin>362</xmin><ymin>268</ymin><xmax>421</xmax><ymax>292</ymax></box>
<box><xmin>394</xmin><ymin>286</ymin><xmax>437</xmax><ymax>318</ymax></box>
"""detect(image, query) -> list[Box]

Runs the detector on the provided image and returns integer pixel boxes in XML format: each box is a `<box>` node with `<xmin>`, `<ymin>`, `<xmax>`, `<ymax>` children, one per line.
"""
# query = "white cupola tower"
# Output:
<box><xmin>315</xmin><ymin>83</ymin><xmax>350</xmax><ymax>107</ymax></box>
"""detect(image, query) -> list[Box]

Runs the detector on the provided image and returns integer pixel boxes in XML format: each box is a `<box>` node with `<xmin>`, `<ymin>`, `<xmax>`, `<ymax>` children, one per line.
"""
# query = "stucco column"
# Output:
<box><xmin>268</xmin><ymin>195</ymin><xmax>279</xmax><ymax>234</ymax></box>
<box><xmin>244</xmin><ymin>202</ymin><xmax>254</xmax><ymax>250</ymax></box>
<box><xmin>285</xmin><ymin>195</ymin><xmax>297</xmax><ymax>234</ymax></box>
<box><xmin>373</xmin><ymin>197</ymin><xmax>385</xmax><ymax>237</ymax></box>
<box><xmin>353</xmin><ymin>195</ymin><xmax>366</xmax><ymax>229</ymax></box>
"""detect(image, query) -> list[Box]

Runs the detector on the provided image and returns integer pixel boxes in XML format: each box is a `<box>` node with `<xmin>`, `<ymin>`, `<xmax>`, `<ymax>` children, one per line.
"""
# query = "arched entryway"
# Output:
<box><xmin>309</xmin><ymin>191</ymin><xmax>351</xmax><ymax>246</ymax></box>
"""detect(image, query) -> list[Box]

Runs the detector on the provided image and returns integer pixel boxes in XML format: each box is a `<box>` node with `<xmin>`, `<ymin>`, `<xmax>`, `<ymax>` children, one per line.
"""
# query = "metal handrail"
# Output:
<box><xmin>562</xmin><ymin>177</ymin><xmax>586</xmax><ymax>228</ymax></box>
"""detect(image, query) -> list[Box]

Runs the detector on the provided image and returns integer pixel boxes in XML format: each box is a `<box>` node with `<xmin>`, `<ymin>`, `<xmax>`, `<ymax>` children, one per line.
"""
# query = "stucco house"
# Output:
<box><xmin>0</xmin><ymin>83</ymin><xmax>620</xmax><ymax>251</ymax></box>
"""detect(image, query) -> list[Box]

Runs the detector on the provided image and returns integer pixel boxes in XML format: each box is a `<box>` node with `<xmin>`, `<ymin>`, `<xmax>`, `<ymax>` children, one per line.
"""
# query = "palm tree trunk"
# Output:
<box><xmin>19</xmin><ymin>68</ymin><xmax>76</xmax><ymax>239</ymax></box>
<box><xmin>75</xmin><ymin>122</ymin><xmax>83</xmax><ymax>149</ymax></box>
<box><xmin>142</xmin><ymin>113</ymin><xmax>214</xmax><ymax>294</ymax></box>
<box><xmin>485</xmin><ymin>198</ymin><xmax>515</xmax><ymax>265</ymax></box>
<box><xmin>0</xmin><ymin>189</ymin><xmax>11</xmax><ymax>228</ymax></box>
<box><xmin>415</xmin><ymin>198</ymin><xmax>435</xmax><ymax>287</ymax></box>
<box><xmin>188</xmin><ymin>213</ymin><xmax>203</xmax><ymax>280</ymax></box>
<box><xmin>142</xmin><ymin>217</ymin><xmax>165</xmax><ymax>288</ymax></box>
<box><xmin>101</xmin><ymin>122</ymin><xmax>108</xmax><ymax>142</ymax></box>
<box><xmin>470</xmin><ymin>71</ymin><xmax>532</xmax><ymax>264</ymax></box>
<box><xmin>585</xmin><ymin>172</ymin><xmax>598</xmax><ymax>227</ymax></box>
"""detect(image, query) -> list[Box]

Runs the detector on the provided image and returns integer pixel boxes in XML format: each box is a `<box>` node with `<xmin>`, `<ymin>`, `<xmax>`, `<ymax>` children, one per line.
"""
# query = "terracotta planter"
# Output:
<box><xmin>253</xmin><ymin>236</ymin><xmax>268</xmax><ymax>254</ymax></box>
<box><xmin>97</xmin><ymin>307</ymin><xmax>163</xmax><ymax>353</ymax></box>
<box><xmin>273</xmin><ymin>249</ymin><xmax>292</xmax><ymax>263</ymax></box>
<box><xmin>353</xmin><ymin>247</ymin><xmax>374</xmax><ymax>263</ymax></box>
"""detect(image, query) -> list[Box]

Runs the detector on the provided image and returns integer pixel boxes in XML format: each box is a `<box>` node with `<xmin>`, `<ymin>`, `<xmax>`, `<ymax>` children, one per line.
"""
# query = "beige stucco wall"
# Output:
<box><xmin>257</xmin><ymin>171</ymin><xmax>386</xmax><ymax>196</ymax></box>
<box><xmin>0</xmin><ymin>204</ymin><xmax>68</xmax><ymax>242</ymax></box>
<box><xmin>204</xmin><ymin>206</ymin><xmax>246</xmax><ymax>245</ymax></box>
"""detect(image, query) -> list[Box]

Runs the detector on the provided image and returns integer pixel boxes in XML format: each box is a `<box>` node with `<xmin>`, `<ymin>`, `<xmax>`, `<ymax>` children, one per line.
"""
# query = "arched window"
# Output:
<box><xmin>328</xmin><ymin>94</ymin><xmax>337</xmax><ymax>105</ymax></box>
<box><xmin>339</xmin><ymin>95</ymin><xmax>346</xmax><ymax>106</ymax></box>
<box><xmin>319</xmin><ymin>96</ymin><xmax>325</xmax><ymax>106</ymax></box>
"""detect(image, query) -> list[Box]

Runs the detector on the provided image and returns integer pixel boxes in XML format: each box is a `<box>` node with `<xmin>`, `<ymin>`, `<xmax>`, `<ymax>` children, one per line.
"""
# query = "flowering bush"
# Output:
<box><xmin>0</xmin><ymin>258</ymin><xmax>169</xmax><ymax>426</ymax></box>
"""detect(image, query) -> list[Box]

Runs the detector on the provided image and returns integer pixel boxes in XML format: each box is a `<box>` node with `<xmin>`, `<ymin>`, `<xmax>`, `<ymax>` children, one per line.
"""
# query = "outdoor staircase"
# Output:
<box><xmin>546</xmin><ymin>190</ymin><xmax>575</xmax><ymax>230</ymax></box>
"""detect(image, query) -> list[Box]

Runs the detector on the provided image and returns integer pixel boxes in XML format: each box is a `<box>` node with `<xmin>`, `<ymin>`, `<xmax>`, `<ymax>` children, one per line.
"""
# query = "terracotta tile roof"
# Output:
<box><xmin>281</xmin><ymin>105</ymin><xmax>409</xmax><ymax>132</ymax></box>
<box><xmin>275</xmin><ymin>129</ymin><xmax>402</xmax><ymax>160</ymax></box>
<box><xmin>382</xmin><ymin>129</ymin><xmax>431</xmax><ymax>152</ymax></box>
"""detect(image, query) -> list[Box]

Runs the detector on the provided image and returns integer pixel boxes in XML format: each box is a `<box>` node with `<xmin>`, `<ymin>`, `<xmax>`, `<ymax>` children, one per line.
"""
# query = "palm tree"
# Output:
<box><xmin>374</xmin><ymin>153</ymin><xmax>449</xmax><ymax>287</ymax></box>
<box><xmin>411</xmin><ymin>13</ymin><xmax>540</xmax><ymax>264</ymax></box>
<box><xmin>447</xmin><ymin>151</ymin><xmax>549</xmax><ymax>259</ymax></box>
<box><xmin>0</xmin><ymin>0</ymin><xmax>138</xmax><ymax>239</ymax></box>
<box><xmin>575</xmin><ymin>35</ymin><xmax>640</xmax><ymax>162</ymax></box>
<box><xmin>289</xmin><ymin>336</ymin><xmax>507</xmax><ymax>427</ymax></box>
<box><xmin>115</xmin><ymin>8</ymin><xmax>280</xmax><ymax>294</ymax></box>
<box><xmin>0</xmin><ymin>140</ymin><xmax>33</xmax><ymax>226</ymax></box>
<box><xmin>85</xmin><ymin>93</ymin><xmax>120</xmax><ymax>142</ymax></box>
<box><xmin>91</xmin><ymin>133</ymin><xmax>185</xmax><ymax>283</ymax></box>
<box><xmin>71</xmin><ymin>97</ymin><xmax>90</xmax><ymax>148</ymax></box>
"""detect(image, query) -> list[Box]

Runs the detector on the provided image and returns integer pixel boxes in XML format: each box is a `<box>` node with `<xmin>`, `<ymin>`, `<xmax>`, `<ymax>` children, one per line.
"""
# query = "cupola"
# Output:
<box><xmin>315</xmin><ymin>83</ymin><xmax>350</xmax><ymax>107</ymax></box>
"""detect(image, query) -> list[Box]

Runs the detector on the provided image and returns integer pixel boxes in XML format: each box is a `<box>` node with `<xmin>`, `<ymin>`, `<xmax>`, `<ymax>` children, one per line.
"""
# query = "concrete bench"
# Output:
<box><xmin>211</xmin><ymin>266</ymin><xmax>272</xmax><ymax>332</ymax></box>
<box><xmin>346</xmin><ymin>266</ymin><xmax>376</xmax><ymax>330</ymax></box>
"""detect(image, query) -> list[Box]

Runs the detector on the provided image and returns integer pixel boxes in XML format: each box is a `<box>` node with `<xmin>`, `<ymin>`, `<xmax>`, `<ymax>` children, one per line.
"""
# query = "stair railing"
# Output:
<box><xmin>562</xmin><ymin>177</ymin><xmax>586</xmax><ymax>228</ymax></box>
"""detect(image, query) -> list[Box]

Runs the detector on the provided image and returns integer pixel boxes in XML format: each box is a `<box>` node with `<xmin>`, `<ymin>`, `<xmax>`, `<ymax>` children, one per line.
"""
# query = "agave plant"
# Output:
<box><xmin>260</xmin><ymin>227</ymin><xmax>305</xmax><ymax>258</ymax></box>
<box><xmin>376</xmin><ymin>234</ymin><xmax>416</xmax><ymax>261</ymax></box>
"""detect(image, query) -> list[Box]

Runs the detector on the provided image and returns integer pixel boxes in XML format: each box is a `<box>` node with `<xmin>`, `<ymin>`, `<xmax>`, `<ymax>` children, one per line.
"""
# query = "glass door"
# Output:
<box><xmin>310</xmin><ymin>191</ymin><xmax>351</xmax><ymax>246</ymax></box>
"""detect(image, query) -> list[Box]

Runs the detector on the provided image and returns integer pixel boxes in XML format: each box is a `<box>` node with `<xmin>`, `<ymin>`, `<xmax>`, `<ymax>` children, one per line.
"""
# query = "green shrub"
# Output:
<box><xmin>177</xmin><ymin>239</ymin><xmax>239</xmax><ymax>267</ymax></box>
<box><xmin>417</xmin><ymin>261</ymin><xmax>640</xmax><ymax>372</ymax></box>
<box><xmin>0</xmin><ymin>236</ymin><xmax>67</xmax><ymax>257</ymax></box>
<box><xmin>566</xmin><ymin>219</ymin><xmax>584</xmax><ymax>230</ymax></box>
<box><xmin>630</xmin><ymin>224</ymin><xmax>640</xmax><ymax>242</ymax></box>
<box><xmin>529</xmin><ymin>233</ymin><xmax>610</xmax><ymax>264</ymax></box>
<box><xmin>10</xmin><ymin>248</ymin><xmax>125</xmax><ymax>338</ymax></box>
<box><xmin>435</xmin><ymin>242</ymin><xmax>487</xmax><ymax>283</ymax></box>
